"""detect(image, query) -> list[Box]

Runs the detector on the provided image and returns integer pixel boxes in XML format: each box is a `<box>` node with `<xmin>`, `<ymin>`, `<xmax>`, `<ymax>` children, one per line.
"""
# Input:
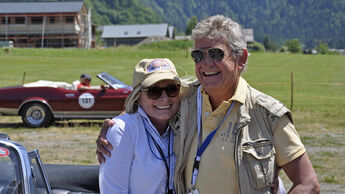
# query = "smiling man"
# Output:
<box><xmin>173</xmin><ymin>15</ymin><xmax>320</xmax><ymax>194</ymax></box>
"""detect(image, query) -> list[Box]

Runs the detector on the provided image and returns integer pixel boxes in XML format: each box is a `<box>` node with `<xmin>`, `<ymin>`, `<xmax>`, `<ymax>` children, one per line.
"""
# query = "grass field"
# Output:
<box><xmin>0</xmin><ymin>47</ymin><xmax>344</xmax><ymax>193</ymax></box>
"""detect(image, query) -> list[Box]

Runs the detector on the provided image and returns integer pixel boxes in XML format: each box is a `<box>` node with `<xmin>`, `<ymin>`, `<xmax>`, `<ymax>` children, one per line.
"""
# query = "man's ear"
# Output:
<box><xmin>237</xmin><ymin>49</ymin><xmax>248</xmax><ymax>71</ymax></box>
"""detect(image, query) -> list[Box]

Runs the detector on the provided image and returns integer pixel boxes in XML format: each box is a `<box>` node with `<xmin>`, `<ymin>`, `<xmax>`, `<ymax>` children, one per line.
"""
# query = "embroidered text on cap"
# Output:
<box><xmin>147</xmin><ymin>59</ymin><xmax>171</xmax><ymax>72</ymax></box>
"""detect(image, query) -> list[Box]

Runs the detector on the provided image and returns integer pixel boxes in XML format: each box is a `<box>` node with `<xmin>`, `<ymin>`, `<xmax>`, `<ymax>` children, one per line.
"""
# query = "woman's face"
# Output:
<box><xmin>138</xmin><ymin>80</ymin><xmax>180</xmax><ymax>127</ymax></box>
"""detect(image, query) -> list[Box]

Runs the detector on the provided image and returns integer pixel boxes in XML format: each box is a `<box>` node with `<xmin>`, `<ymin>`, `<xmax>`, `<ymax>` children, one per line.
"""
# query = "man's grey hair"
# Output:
<box><xmin>191</xmin><ymin>15</ymin><xmax>247</xmax><ymax>59</ymax></box>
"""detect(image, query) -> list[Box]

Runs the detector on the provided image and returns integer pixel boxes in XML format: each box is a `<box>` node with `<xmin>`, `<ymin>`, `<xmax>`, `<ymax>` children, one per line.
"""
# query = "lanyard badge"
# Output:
<box><xmin>188</xmin><ymin>189</ymin><xmax>200</xmax><ymax>194</ymax></box>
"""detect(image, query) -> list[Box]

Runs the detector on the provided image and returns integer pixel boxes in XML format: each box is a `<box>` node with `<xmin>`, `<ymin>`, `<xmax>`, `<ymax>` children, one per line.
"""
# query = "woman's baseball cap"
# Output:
<box><xmin>124</xmin><ymin>58</ymin><xmax>180</xmax><ymax>113</ymax></box>
<box><xmin>132</xmin><ymin>58</ymin><xmax>180</xmax><ymax>88</ymax></box>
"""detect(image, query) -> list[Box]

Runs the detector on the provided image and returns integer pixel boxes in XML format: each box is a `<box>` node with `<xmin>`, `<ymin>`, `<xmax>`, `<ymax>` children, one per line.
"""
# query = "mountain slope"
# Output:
<box><xmin>138</xmin><ymin>0</ymin><xmax>345</xmax><ymax>48</ymax></box>
<box><xmin>1</xmin><ymin>0</ymin><xmax>344</xmax><ymax>48</ymax></box>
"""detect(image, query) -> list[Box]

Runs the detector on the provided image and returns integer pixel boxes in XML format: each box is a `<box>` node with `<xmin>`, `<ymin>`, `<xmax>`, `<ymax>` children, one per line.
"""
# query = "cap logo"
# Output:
<box><xmin>147</xmin><ymin>59</ymin><xmax>171</xmax><ymax>73</ymax></box>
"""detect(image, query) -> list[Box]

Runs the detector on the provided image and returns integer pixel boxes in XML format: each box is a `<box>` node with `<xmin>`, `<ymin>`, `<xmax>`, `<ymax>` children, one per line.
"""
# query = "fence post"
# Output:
<box><xmin>291</xmin><ymin>72</ymin><xmax>294</xmax><ymax>111</ymax></box>
<box><xmin>22</xmin><ymin>72</ymin><xmax>26</xmax><ymax>85</ymax></box>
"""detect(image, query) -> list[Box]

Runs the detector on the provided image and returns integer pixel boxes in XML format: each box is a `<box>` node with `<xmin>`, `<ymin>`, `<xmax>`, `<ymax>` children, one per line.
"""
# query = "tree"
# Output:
<box><xmin>247</xmin><ymin>41</ymin><xmax>265</xmax><ymax>52</ymax></box>
<box><xmin>316</xmin><ymin>41</ymin><xmax>329</xmax><ymax>55</ymax></box>
<box><xmin>263</xmin><ymin>36</ymin><xmax>277</xmax><ymax>51</ymax></box>
<box><xmin>185</xmin><ymin>16</ymin><xmax>198</xmax><ymax>35</ymax></box>
<box><xmin>285</xmin><ymin>39</ymin><xmax>302</xmax><ymax>53</ymax></box>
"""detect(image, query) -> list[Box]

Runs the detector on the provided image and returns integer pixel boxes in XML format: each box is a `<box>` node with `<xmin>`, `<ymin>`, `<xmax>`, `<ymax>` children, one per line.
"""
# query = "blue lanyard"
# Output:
<box><xmin>191</xmin><ymin>86</ymin><xmax>236</xmax><ymax>188</ymax></box>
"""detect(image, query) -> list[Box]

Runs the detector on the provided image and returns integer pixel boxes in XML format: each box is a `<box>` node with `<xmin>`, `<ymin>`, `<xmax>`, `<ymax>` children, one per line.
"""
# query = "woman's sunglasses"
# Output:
<box><xmin>141</xmin><ymin>84</ymin><xmax>181</xmax><ymax>99</ymax></box>
<box><xmin>191</xmin><ymin>48</ymin><xmax>225</xmax><ymax>63</ymax></box>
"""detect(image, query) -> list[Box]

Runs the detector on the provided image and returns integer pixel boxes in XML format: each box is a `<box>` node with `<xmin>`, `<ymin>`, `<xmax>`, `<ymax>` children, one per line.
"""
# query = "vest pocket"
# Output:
<box><xmin>242</xmin><ymin>139</ymin><xmax>275</xmax><ymax>190</ymax></box>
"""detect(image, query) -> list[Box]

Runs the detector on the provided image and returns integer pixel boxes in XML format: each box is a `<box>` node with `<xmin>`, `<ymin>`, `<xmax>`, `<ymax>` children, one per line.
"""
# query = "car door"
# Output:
<box><xmin>63</xmin><ymin>88</ymin><xmax>128</xmax><ymax>118</ymax></box>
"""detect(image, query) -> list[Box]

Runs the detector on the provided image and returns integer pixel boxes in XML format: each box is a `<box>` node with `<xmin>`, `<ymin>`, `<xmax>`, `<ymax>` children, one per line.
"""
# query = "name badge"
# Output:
<box><xmin>188</xmin><ymin>189</ymin><xmax>200</xmax><ymax>194</ymax></box>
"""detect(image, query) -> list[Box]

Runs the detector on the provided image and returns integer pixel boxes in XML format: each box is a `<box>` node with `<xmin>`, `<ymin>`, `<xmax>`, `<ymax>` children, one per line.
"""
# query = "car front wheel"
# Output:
<box><xmin>21</xmin><ymin>103</ymin><xmax>53</xmax><ymax>128</ymax></box>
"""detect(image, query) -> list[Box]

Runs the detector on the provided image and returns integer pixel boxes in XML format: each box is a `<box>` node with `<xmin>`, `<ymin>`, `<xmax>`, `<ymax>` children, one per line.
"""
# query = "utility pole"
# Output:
<box><xmin>41</xmin><ymin>16</ymin><xmax>46</xmax><ymax>48</ymax></box>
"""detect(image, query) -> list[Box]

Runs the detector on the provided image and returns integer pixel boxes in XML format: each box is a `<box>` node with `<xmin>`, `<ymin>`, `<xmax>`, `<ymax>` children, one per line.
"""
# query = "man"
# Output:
<box><xmin>76</xmin><ymin>73</ymin><xmax>108</xmax><ymax>91</ymax></box>
<box><xmin>97</xmin><ymin>15</ymin><xmax>320</xmax><ymax>194</ymax></box>
<box><xmin>77</xmin><ymin>73</ymin><xmax>92</xmax><ymax>91</ymax></box>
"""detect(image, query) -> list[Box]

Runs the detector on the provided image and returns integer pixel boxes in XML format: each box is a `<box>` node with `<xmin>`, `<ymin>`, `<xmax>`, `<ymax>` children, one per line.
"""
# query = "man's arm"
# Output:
<box><xmin>282</xmin><ymin>153</ymin><xmax>320</xmax><ymax>194</ymax></box>
<box><xmin>99</xmin><ymin>121</ymin><xmax>134</xmax><ymax>193</ymax></box>
<box><xmin>78</xmin><ymin>85</ymin><xmax>90</xmax><ymax>92</ymax></box>
<box><xmin>96</xmin><ymin>119</ymin><xmax>114</xmax><ymax>163</ymax></box>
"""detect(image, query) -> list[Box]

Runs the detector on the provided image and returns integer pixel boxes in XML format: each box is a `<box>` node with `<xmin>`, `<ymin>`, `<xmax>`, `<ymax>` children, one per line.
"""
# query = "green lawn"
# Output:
<box><xmin>1</xmin><ymin>47</ymin><xmax>344</xmax><ymax>191</ymax></box>
<box><xmin>2</xmin><ymin>48</ymin><xmax>344</xmax><ymax>118</ymax></box>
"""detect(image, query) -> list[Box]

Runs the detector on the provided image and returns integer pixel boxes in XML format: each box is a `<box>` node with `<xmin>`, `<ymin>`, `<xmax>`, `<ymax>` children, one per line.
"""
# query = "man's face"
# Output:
<box><xmin>81</xmin><ymin>77</ymin><xmax>91</xmax><ymax>85</ymax></box>
<box><xmin>193</xmin><ymin>37</ymin><xmax>243</xmax><ymax>97</ymax></box>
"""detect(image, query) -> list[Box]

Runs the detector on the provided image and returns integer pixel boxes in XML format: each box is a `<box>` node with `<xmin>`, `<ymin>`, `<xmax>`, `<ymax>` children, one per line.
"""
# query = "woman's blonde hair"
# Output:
<box><xmin>124</xmin><ymin>85</ymin><xmax>142</xmax><ymax>113</ymax></box>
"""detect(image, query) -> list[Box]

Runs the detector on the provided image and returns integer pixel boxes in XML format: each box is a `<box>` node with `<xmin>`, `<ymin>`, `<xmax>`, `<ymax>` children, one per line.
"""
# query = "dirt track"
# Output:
<box><xmin>1</xmin><ymin>117</ymin><xmax>344</xmax><ymax>193</ymax></box>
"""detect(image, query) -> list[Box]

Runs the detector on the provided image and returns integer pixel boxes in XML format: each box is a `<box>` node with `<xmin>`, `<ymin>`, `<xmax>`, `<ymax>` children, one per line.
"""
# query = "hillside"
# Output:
<box><xmin>1</xmin><ymin>0</ymin><xmax>344</xmax><ymax>48</ymax></box>
<box><xmin>84</xmin><ymin>0</ymin><xmax>161</xmax><ymax>25</ymax></box>
<box><xmin>137</xmin><ymin>0</ymin><xmax>345</xmax><ymax>48</ymax></box>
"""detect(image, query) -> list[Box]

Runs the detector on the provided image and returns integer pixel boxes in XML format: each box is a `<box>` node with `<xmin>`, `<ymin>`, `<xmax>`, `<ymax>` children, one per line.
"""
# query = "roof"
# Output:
<box><xmin>0</xmin><ymin>1</ymin><xmax>84</xmax><ymax>14</ymax></box>
<box><xmin>102</xmin><ymin>24</ymin><xmax>169</xmax><ymax>38</ymax></box>
<box><xmin>243</xmin><ymin>28</ymin><xmax>254</xmax><ymax>42</ymax></box>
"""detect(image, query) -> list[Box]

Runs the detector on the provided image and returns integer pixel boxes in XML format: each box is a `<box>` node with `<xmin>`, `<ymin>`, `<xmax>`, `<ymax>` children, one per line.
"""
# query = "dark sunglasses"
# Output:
<box><xmin>191</xmin><ymin>48</ymin><xmax>225</xmax><ymax>63</ymax></box>
<box><xmin>141</xmin><ymin>84</ymin><xmax>181</xmax><ymax>99</ymax></box>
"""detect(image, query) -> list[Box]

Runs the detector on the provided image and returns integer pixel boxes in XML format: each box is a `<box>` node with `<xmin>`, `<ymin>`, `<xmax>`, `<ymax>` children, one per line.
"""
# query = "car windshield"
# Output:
<box><xmin>97</xmin><ymin>72</ymin><xmax>128</xmax><ymax>89</ymax></box>
<box><xmin>0</xmin><ymin>145</ymin><xmax>22</xmax><ymax>194</ymax></box>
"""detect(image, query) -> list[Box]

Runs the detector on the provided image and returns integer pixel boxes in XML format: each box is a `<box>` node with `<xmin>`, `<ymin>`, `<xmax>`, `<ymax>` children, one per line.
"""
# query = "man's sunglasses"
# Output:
<box><xmin>191</xmin><ymin>48</ymin><xmax>225</xmax><ymax>63</ymax></box>
<box><xmin>141</xmin><ymin>84</ymin><xmax>181</xmax><ymax>99</ymax></box>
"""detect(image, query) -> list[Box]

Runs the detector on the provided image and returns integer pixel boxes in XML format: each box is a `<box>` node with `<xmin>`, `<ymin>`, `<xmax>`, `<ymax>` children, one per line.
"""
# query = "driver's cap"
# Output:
<box><xmin>81</xmin><ymin>73</ymin><xmax>91</xmax><ymax>80</ymax></box>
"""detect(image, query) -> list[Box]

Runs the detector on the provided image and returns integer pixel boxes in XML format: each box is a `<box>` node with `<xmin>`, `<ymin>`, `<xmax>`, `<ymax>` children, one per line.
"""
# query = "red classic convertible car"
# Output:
<box><xmin>0</xmin><ymin>72</ymin><xmax>132</xmax><ymax>128</ymax></box>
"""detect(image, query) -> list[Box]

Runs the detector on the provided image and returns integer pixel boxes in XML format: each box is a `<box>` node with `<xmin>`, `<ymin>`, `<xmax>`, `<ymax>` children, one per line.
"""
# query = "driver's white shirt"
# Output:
<box><xmin>99</xmin><ymin>107</ymin><xmax>175</xmax><ymax>194</ymax></box>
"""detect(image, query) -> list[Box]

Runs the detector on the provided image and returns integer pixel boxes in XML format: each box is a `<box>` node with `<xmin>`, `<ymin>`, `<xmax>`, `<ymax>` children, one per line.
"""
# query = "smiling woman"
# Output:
<box><xmin>139</xmin><ymin>80</ymin><xmax>181</xmax><ymax>135</ymax></box>
<box><xmin>99</xmin><ymin>58</ymin><xmax>181</xmax><ymax>194</ymax></box>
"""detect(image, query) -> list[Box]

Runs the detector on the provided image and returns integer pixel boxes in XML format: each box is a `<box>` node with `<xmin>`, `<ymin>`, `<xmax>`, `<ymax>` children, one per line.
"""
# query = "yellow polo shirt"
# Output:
<box><xmin>184</xmin><ymin>77</ymin><xmax>305</xmax><ymax>193</ymax></box>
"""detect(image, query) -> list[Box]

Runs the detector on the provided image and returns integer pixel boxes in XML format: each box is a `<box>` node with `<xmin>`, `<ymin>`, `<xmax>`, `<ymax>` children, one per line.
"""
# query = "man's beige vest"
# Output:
<box><xmin>173</xmin><ymin>80</ymin><xmax>291</xmax><ymax>194</ymax></box>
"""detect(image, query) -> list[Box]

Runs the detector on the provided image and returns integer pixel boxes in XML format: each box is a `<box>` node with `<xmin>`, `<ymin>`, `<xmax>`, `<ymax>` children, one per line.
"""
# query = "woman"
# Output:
<box><xmin>99</xmin><ymin>58</ymin><xmax>181</xmax><ymax>194</ymax></box>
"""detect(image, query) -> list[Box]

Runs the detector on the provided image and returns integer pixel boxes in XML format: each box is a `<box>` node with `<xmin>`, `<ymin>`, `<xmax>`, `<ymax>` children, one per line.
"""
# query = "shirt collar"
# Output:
<box><xmin>201</xmin><ymin>77</ymin><xmax>247</xmax><ymax>104</ymax></box>
<box><xmin>138</xmin><ymin>106</ymin><xmax>170</xmax><ymax>137</ymax></box>
<box><xmin>230</xmin><ymin>77</ymin><xmax>247</xmax><ymax>104</ymax></box>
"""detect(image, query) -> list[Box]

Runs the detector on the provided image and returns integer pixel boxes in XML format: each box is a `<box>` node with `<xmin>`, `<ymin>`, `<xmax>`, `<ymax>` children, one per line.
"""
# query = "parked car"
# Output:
<box><xmin>0</xmin><ymin>72</ymin><xmax>132</xmax><ymax>128</ymax></box>
<box><xmin>0</xmin><ymin>133</ymin><xmax>99</xmax><ymax>194</ymax></box>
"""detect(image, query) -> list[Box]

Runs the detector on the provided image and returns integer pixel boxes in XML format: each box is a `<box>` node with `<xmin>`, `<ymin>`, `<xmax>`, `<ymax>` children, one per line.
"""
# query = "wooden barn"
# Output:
<box><xmin>0</xmin><ymin>1</ymin><xmax>93</xmax><ymax>48</ymax></box>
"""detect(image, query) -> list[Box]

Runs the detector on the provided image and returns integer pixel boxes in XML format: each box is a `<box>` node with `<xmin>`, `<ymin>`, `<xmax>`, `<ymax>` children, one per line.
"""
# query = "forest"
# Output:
<box><xmin>1</xmin><ymin>0</ymin><xmax>345</xmax><ymax>48</ymax></box>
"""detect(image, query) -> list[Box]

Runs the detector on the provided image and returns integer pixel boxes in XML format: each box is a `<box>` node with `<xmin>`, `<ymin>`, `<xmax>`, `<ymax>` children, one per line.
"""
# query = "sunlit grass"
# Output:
<box><xmin>1</xmin><ymin>47</ymin><xmax>345</xmax><ymax>191</ymax></box>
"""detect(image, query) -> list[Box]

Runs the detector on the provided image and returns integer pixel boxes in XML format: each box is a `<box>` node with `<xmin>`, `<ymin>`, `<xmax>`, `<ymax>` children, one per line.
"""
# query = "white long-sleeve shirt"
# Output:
<box><xmin>99</xmin><ymin>107</ymin><xmax>175</xmax><ymax>194</ymax></box>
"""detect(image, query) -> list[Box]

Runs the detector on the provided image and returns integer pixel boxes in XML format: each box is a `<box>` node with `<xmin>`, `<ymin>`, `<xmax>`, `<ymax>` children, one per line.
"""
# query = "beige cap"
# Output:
<box><xmin>132</xmin><ymin>58</ymin><xmax>180</xmax><ymax>88</ymax></box>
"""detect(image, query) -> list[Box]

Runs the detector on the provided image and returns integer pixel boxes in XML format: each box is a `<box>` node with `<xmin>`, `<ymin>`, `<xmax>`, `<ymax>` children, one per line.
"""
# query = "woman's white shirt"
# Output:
<box><xmin>99</xmin><ymin>107</ymin><xmax>175</xmax><ymax>194</ymax></box>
